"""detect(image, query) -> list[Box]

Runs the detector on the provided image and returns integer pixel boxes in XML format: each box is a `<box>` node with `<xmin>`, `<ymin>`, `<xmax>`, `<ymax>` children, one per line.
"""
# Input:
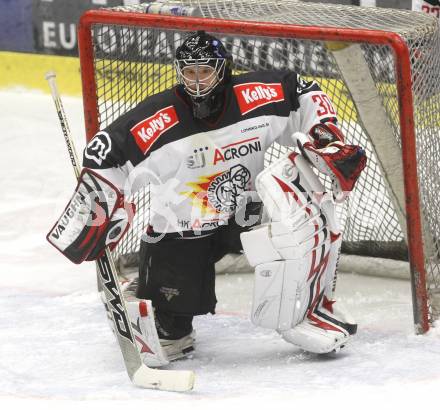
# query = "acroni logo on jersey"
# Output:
<box><xmin>213</xmin><ymin>137</ymin><xmax>262</xmax><ymax>165</ymax></box>
<box><xmin>130</xmin><ymin>106</ymin><xmax>179</xmax><ymax>154</ymax></box>
<box><xmin>234</xmin><ymin>82</ymin><xmax>284</xmax><ymax>115</ymax></box>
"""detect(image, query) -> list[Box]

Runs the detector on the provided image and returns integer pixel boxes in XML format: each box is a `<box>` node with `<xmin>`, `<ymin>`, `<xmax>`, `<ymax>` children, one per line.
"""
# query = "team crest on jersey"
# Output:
<box><xmin>85</xmin><ymin>131</ymin><xmax>112</xmax><ymax>166</ymax></box>
<box><xmin>130</xmin><ymin>106</ymin><xmax>179</xmax><ymax>154</ymax></box>
<box><xmin>182</xmin><ymin>165</ymin><xmax>251</xmax><ymax>215</ymax></box>
<box><xmin>234</xmin><ymin>82</ymin><xmax>284</xmax><ymax>115</ymax></box>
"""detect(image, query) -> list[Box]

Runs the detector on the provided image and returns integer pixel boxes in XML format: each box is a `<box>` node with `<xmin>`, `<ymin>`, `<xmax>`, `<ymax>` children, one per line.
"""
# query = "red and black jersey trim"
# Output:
<box><xmin>84</xmin><ymin>70</ymin><xmax>314</xmax><ymax>170</ymax></box>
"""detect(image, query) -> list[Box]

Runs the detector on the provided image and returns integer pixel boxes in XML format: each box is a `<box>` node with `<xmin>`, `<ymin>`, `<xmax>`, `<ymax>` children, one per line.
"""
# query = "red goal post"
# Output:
<box><xmin>77</xmin><ymin>1</ymin><xmax>440</xmax><ymax>334</ymax></box>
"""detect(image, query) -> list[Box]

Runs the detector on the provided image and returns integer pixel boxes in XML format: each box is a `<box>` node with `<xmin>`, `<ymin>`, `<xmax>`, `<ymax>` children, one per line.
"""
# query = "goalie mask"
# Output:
<box><xmin>175</xmin><ymin>31</ymin><xmax>232</xmax><ymax>119</ymax></box>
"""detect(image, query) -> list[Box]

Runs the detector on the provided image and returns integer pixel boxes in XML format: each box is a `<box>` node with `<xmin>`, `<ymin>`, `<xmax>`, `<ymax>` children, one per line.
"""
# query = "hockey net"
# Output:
<box><xmin>78</xmin><ymin>0</ymin><xmax>440</xmax><ymax>333</ymax></box>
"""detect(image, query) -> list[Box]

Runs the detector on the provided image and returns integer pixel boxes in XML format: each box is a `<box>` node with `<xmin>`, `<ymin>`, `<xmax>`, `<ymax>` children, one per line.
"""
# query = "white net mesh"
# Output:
<box><xmin>82</xmin><ymin>0</ymin><xmax>440</xmax><ymax>325</ymax></box>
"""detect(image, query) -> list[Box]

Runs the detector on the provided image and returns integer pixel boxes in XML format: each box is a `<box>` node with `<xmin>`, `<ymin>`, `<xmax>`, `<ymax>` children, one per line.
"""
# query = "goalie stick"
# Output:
<box><xmin>45</xmin><ymin>71</ymin><xmax>195</xmax><ymax>392</ymax></box>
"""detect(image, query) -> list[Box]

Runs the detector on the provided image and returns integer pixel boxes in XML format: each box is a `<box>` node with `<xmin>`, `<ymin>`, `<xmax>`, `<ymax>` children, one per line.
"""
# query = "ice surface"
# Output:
<box><xmin>0</xmin><ymin>89</ymin><xmax>439</xmax><ymax>410</ymax></box>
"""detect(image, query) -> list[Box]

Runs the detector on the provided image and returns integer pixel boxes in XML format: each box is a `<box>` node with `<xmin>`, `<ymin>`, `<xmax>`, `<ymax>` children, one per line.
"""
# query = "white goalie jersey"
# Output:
<box><xmin>82</xmin><ymin>70</ymin><xmax>340</xmax><ymax>236</ymax></box>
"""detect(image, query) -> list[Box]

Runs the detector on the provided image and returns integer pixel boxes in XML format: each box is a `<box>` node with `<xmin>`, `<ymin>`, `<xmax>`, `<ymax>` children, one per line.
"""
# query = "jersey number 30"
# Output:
<box><xmin>312</xmin><ymin>94</ymin><xmax>336</xmax><ymax>118</ymax></box>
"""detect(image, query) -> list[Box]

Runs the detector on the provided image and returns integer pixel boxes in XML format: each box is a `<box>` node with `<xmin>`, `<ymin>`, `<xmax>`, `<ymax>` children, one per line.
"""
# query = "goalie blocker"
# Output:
<box><xmin>241</xmin><ymin>151</ymin><xmax>359</xmax><ymax>354</ymax></box>
<box><xmin>47</xmin><ymin>168</ymin><xmax>135</xmax><ymax>263</ymax></box>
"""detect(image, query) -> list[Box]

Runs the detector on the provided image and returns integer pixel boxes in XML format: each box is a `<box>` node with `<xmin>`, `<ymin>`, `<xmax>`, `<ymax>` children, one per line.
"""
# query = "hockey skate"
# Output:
<box><xmin>280</xmin><ymin>298</ymin><xmax>357</xmax><ymax>354</ymax></box>
<box><xmin>155</xmin><ymin>310</ymin><xmax>196</xmax><ymax>363</ymax></box>
<box><xmin>159</xmin><ymin>331</ymin><xmax>196</xmax><ymax>362</ymax></box>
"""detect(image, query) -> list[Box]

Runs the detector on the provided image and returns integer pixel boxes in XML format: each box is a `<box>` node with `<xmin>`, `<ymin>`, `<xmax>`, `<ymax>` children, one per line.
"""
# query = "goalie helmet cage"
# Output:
<box><xmin>78</xmin><ymin>0</ymin><xmax>440</xmax><ymax>334</ymax></box>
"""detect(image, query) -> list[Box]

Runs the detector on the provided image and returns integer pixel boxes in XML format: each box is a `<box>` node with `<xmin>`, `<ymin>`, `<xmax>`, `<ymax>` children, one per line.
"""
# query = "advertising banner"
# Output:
<box><xmin>32</xmin><ymin>0</ymin><xmax>123</xmax><ymax>56</ymax></box>
<box><xmin>0</xmin><ymin>0</ymin><xmax>33</xmax><ymax>52</ymax></box>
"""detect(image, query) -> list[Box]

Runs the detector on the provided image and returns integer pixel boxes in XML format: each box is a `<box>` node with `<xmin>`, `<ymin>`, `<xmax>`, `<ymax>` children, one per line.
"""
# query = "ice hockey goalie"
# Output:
<box><xmin>47</xmin><ymin>30</ymin><xmax>366</xmax><ymax>364</ymax></box>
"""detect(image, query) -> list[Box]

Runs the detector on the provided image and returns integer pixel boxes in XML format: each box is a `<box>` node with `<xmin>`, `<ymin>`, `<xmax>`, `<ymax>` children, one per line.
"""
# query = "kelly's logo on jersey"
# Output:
<box><xmin>213</xmin><ymin>137</ymin><xmax>262</xmax><ymax>165</ymax></box>
<box><xmin>130</xmin><ymin>106</ymin><xmax>179</xmax><ymax>154</ymax></box>
<box><xmin>234</xmin><ymin>82</ymin><xmax>284</xmax><ymax>115</ymax></box>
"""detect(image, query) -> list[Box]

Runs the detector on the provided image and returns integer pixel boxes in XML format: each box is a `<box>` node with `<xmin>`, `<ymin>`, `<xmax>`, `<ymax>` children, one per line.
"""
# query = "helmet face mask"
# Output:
<box><xmin>174</xmin><ymin>31</ymin><xmax>232</xmax><ymax>119</ymax></box>
<box><xmin>175</xmin><ymin>58</ymin><xmax>226</xmax><ymax>98</ymax></box>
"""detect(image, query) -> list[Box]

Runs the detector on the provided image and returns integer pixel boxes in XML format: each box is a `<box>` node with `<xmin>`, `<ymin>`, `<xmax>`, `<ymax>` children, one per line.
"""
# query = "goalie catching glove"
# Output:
<box><xmin>47</xmin><ymin>168</ymin><xmax>135</xmax><ymax>263</ymax></box>
<box><xmin>293</xmin><ymin>122</ymin><xmax>367</xmax><ymax>201</ymax></box>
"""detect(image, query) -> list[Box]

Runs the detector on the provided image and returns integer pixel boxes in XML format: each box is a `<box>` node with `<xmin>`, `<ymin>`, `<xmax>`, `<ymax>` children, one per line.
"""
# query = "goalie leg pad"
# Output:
<box><xmin>126</xmin><ymin>299</ymin><xmax>196</xmax><ymax>366</ymax></box>
<box><xmin>241</xmin><ymin>218</ymin><xmax>328</xmax><ymax>268</ymax></box>
<box><xmin>280</xmin><ymin>299</ymin><xmax>357</xmax><ymax>354</ymax></box>
<box><xmin>242</xmin><ymin>152</ymin><xmax>357</xmax><ymax>352</ymax></box>
<box><xmin>278</xmin><ymin>233</ymin><xmax>357</xmax><ymax>354</ymax></box>
<box><xmin>251</xmin><ymin>260</ymin><xmax>310</xmax><ymax>331</ymax></box>
<box><xmin>104</xmin><ymin>281</ymin><xmax>196</xmax><ymax>367</ymax></box>
<box><xmin>242</xmin><ymin>153</ymin><xmax>337</xmax><ymax>332</ymax></box>
<box><xmin>124</xmin><ymin>297</ymin><xmax>171</xmax><ymax>368</ymax></box>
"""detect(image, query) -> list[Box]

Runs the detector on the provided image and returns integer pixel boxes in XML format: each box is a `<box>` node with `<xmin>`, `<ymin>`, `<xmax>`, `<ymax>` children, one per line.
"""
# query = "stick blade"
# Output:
<box><xmin>132</xmin><ymin>366</ymin><xmax>195</xmax><ymax>392</ymax></box>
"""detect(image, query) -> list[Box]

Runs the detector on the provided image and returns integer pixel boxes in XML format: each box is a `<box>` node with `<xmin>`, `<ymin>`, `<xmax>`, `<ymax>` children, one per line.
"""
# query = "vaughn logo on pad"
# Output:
<box><xmin>234</xmin><ymin>82</ymin><xmax>284</xmax><ymax>115</ymax></box>
<box><xmin>130</xmin><ymin>106</ymin><xmax>179</xmax><ymax>154</ymax></box>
